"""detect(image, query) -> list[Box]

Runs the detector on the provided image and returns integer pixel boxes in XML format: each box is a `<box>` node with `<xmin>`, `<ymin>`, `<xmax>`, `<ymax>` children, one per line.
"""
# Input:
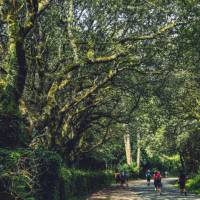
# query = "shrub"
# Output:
<box><xmin>0</xmin><ymin>148</ymin><xmax>114</xmax><ymax>200</ymax></box>
<box><xmin>187</xmin><ymin>170</ymin><xmax>200</xmax><ymax>194</ymax></box>
<box><xmin>60</xmin><ymin>168</ymin><xmax>113</xmax><ymax>200</ymax></box>
<box><xmin>0</xmin><ymin>148</ymin><xmax>35</xmax><ymax>199</ymax></box>
<box><xmin>117</xmin><ymin>162</ymin><xmax>139</xmax><ymax>178</ymax></box>
<box><xmin>33</xmin><ymin>149</ymin><xmax>62</xmax><ymax>200</ymax></box>
<box><xmin>0</xmin><ymin>148</ymin><xmax>62</xmax><ymax>200</ymax></box>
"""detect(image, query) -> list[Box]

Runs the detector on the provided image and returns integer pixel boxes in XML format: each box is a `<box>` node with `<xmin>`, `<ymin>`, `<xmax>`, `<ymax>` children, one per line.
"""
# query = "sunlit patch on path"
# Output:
<box><xmin>88</xmin><ymin>184</ymin><xmax>142</xmax><ymax>200</ymax></box>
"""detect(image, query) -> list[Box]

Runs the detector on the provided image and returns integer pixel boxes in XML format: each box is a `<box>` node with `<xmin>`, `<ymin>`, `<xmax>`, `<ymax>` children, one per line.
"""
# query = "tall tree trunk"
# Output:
<box><xmin>136</xmin><ymin>131</ymin><xmax>141</xmax><ymax>170</ymax></box>
<box><xmin>0</xmin><ymin>27</ymin><xmax>27</xmax><ymax>147</ymax></box>
<box><xmin>124</xmin><ymin>134</ymin><xmax>132</xmax><ymax>165</ymax></box>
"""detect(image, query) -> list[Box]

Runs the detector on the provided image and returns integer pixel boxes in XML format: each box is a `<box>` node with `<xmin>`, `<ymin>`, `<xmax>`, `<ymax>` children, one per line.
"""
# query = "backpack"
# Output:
<box><xmin>120</xmin><ymin>172</ymin><xmax>126</xmax><ymax>180</ymax></box>
<box><xmin>146</xmin><ymin>172</ymin><xmax>151</xmax><ymax>178</ymax></box>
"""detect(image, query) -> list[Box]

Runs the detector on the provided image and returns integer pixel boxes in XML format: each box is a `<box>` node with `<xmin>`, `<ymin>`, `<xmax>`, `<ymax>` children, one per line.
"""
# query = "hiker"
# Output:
<box><xmin>145</xmin><ymin>169</ymin><xmax>151</xmax><ymax>185</ymax></box>
<box><xmin>119</xmin><ymin>171</ymin><xmax>128</xmax><ymax>187</ymax></box>
<box><xmin>178</xmin><ymin>172</ymin><xmax>187</xmax><ymax>196</ymax></box>
<box><xmin>164</xmin><ymin>171</ymin><xmax>168</xmax><ymax>178</ymax></box>
<box><xmin>114</xmin><ymin>171</ymin><xmax>121</xmax><ymax>184</ymax></box>
<box><xmin>125</xmin><ymin>171</ymin><xmax>129</xmax><ymax>186</ymax></box>
<box><xmin>153</xmin><ymin>171</ymin><xmax>162</xmax><ymax>195</ymax></box>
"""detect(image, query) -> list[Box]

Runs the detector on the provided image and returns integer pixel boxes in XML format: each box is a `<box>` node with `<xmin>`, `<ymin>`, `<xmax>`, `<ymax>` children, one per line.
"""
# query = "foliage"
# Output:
<box><xmin>187</xmin><ymin>169</ymin><xmax>200</xmax><ymax>194</ymax></box>
<box><xmin>60</xmin><ymin>168</ymin><xmax>113</xmax><ymax>200</ymax></box>
<box><xmin>0</xmin><ymin>0</ymin><xmax>188</xmax><ymax>163</ymax></box>
<box><xmin>0</xmin><ymin>148</ymin><xmax>113</xmax><ymax>200</ymax></box>
<box><xmin>0</xmin><ymin>148</ymin><xmax>35</xmax><ymax>199</ymax></box>
<box><xmin>117</xmin><ymin>162</ymin><xmax>139</xmax><ymax>178</ymax></box>
<box><xmin>0</xmin><ymin>148</ymin><xmax>62</xmax><ymax>200</ymax></box>
<box><xmin>33</xmin><ymin>149</ymin><xmax>62</xmax><ymax>200</ymax></box>
<box><xmin>143</xmin><ymin>154</ymin><xmax>180</xmax><ymax>175</ymax></box>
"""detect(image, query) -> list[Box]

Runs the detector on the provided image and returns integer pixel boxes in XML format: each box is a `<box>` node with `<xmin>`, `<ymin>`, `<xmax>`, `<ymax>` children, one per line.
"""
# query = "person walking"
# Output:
<box><xmin>114</xmin><ymin>170</ymin><xmax>121</xmax><ymax>184</ymax></box>
<box><xmin>178</xmin><ymin>172</ymin><xmax>187</xmax><ymax>196</ymax></box>
<box><xmin>153</xmin><ymin>171</ymin><xmax>162</xmax><ymax>195</ymax></box>
<box><xmin>119</xmin><ymin>171</ymin><xmax>128</xmax><ymax>187</ymax></box>
<box><xmin>145</xmin><ymin>169</ymin><xmax>151</xmax><ymax>186</ymax></box>
<box><xmin>164</xmin><ymin>171</ymin><xmax>168</xmax><ymax>178</ymax></box>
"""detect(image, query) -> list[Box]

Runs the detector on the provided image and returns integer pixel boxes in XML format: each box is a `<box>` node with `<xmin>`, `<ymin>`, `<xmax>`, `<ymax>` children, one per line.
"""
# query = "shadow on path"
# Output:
<box><xmin>88</xmin><ymin>178</ymin><xmax>200</xmax><ymax>200</ymax></box>
<box><xmin>132</xmin><ymin>178</ymin><xmax>199</xmax><ymax>200</ymax></box>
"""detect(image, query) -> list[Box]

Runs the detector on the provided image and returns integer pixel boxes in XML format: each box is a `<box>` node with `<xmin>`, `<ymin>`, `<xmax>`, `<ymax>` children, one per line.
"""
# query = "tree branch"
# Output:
<box><xmin>120</xmin><ymin>21</ymin><xmax>177</xmax><ymax>43</ymax></box>
<box><xmin>23</xmin><ymin>0</ymin><xmax>53</xmax><ymax>37</ymax></box>
<box><xmin>67</xmin><ymin>0</ymin><xmax>79</xmax><ymax>63</ymax></box>
<box><xmin>59</xmin><ymin>66</ymin><xmax>130</xmax><ymax>115</ymax></box>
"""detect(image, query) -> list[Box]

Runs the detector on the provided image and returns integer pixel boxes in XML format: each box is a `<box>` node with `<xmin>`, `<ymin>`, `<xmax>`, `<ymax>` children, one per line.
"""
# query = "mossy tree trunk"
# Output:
<box><xmin>0</xmin><ymin>1</ymin><xmax>51</xmax><ymax>147</ymax></box>
<box><xmin>0</xmin><ymin>8</ymin><xmax>27</xmax><ymax>147</ymax></box>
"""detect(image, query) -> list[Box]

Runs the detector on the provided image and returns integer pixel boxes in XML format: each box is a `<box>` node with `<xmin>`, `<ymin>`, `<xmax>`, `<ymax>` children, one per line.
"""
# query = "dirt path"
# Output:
<box><xmin>88</xmin><ymin>178</ymin><xmax>200</xmax><ymax>200</ymax></box>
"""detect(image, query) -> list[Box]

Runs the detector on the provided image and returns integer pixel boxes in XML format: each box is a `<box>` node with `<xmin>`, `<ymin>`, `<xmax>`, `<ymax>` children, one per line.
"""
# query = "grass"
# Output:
<box><xmin>186</xmin><ymin>174</ymin><xmax>200</xmax><ymax>194</ymax></box>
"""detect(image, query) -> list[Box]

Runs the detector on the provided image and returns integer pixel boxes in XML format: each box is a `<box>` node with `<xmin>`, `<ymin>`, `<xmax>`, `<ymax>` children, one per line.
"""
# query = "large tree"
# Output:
<box><xmin>1</xmin><ymin>0</ymin><xmax>199</xmax><ymax>168</ymax></box>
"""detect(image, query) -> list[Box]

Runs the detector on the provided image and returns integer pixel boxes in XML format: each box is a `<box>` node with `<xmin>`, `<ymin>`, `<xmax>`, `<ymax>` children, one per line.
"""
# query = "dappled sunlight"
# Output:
<box><xmin>88</xmin><ymin>178</ymin><xmax>200</xmax><ymax>200</ymax></box>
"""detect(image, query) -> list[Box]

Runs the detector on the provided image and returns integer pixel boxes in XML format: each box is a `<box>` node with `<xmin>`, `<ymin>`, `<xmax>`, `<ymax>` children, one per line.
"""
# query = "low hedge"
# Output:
<box><xmin>0</xmin><ymin>148</ymin><xmax>113</xmax><ymax>200</ymax></box>
<box><xmin>0</xmin><ymin>148</ymin><xmax>35</xmax><ymax>200</ymax></box>
<box><xmin>60</xmin><ymin>168</ymin><xmax>113</xmax><ymax>200</ymax></box>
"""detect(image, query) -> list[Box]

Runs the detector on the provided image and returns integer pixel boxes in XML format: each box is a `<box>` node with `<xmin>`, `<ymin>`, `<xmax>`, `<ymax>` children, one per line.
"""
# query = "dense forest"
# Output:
<box><xmin>0</xmin><ymin>0</ymin><xmax>200</xmax><ymax>199</ymax></box>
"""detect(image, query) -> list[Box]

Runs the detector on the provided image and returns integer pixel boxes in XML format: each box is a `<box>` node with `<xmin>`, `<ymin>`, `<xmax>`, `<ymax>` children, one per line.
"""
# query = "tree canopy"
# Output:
<box><xmin>0</xmin><ymin>0</ymin><xmax>199</xmax><ymax>173</ymax></box>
